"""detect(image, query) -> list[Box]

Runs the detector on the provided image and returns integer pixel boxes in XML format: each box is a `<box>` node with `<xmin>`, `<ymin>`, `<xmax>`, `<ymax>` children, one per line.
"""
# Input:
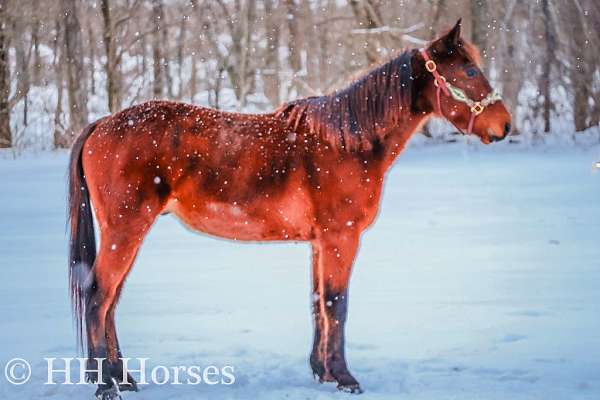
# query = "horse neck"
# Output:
<box><xmin>365</xmin><ymin>54</ymin><xmax>433</xmax><ymax>167</ymax></box>
<box><xmin>368</xmin><ymin>109</ymin><xmax>430</xmax><ymax>169</ymax></box>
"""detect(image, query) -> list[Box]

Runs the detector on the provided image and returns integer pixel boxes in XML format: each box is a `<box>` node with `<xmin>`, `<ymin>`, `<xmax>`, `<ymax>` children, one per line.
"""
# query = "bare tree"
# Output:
<box><xmin>0</xmin><ymin>0</ymin><xmax>10</xmax><ymax>148</ymax></box>
<box><xmin>588</xmin><ymin>0</ymin><xmax>600</xmax><ymax>127</ymax></box>
<box><xmin>349</xmin><ymin>0</ymin><xmax>384</xmax><ymax>64</ymax></box>
<box><xmin>0</xmin><ymin>0</ymin><xmax>598</xmax><ymax>149</ymax></box>
<box><xmin>429</xmin><ymin>0</ymin><xmax>446</xmax><ymax>40</ymax></box>
<box><xmin>230</xmin><ymin>0</ymin><xmax>256</xmax><ymax>108</ymax></box>
<box><xmin>61</xmin><ymin>0</ymin><xmax>88</xmax><ymax>147</ymax></box>
<box><xmin>12</xmin><ymin>7</ymin><xmax>31</xmax><ymax>124</ymax></box>
<box><xmin>52</xmin><ymin>19</ymin><xmax>65</xmax><ymax>149</ymax></box>
<box><xmin>540</xmin><ymin>0</ymin><xmax>556</xmax><ymax>133</ymax></box>
<box><xmin>286</xmin><ymin>0</ymin><xmax>302</xmax><ymax>79</ymax></box>
<box><xmin>317</xmin><ymin>0</ymin><xmax>333</xmax><ymax>91</ymax></box>
<box><xmin>101</xmin><ymin>0</ymin><xmax>121</xmax><ymax>112</ymax></box>
<box><xmin>566</xmin><ymin>2</ymin><xmax>592</xmax><ymax>132</ymax></box>
<box><xmin>263</xmin><ymin>0</ymin><xmax>280</xmax><ymax>106</ymax></box>
<box><xmin>175</xmin><ymin>11</ymin><xmax>187</xmax><ymax>99</ymax></box>
<box><xmin>31</xmin><ymin>18</ymin><xmax>41</xmax><ymax>85</ymax></box>
<box><xmin>470</xmin><ymin>0</ymin><xmax>488</xmax><ymax>61</ymax></box>
<box><xmin>151</xmin><ymin>0</ymin><xmax>165</xmax><ymax>99</ymax></box>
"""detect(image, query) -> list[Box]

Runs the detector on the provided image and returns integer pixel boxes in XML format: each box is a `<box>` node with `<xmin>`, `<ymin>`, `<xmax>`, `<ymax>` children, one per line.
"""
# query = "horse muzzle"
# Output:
<box><xmin>487</xmin><ymin>121</ymin><xmax>511</xmax><ymax>142</ymax></box>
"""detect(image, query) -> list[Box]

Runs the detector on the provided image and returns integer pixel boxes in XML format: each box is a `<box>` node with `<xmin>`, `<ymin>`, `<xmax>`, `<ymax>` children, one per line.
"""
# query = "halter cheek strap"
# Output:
<box><xmin>420</xmin><ymin>49</ymin><xmax>502</xmax><ymax>135</ymax></box>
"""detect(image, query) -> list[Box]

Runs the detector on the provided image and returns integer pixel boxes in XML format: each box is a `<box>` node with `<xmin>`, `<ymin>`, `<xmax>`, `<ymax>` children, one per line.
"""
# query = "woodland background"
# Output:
<box><xmin>0</xmin><ymin>0</ymin><xmax>598</xmax><ymax>150</ymax></box>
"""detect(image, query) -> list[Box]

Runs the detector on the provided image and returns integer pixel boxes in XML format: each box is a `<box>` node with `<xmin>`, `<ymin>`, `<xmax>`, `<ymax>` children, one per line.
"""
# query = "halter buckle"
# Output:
<box><xmin>433</xmin><ymin>75</ymin><xmax>446</xmax><ymax>88</ymax></box>
<box><xmin>471</xmin><ymin>103</ymin><xmax>484</xmax><ymax>115</ymax></box>
<box><xmin>425</xmin><ymin>60</ymin><xmax>437</xmax><ymax>72</ymax></box>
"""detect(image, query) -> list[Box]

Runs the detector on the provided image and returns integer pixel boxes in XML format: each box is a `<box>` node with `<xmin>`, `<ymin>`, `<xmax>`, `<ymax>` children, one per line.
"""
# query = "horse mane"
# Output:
<box><xmin>275</xmin><ymin>49</ymin><xmax>416</xmax><ymax>152</ymax></box>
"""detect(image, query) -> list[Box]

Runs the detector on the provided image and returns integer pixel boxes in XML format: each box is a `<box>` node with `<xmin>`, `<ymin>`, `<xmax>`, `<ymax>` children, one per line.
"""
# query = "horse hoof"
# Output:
<box><xmin>118</xmin><ymin>373</ymin><xmax>139</xmax><ymax>392</ymax></box>
<box><xmin>95</xmin><ymin>385</ymin><xmax>122</xmax><ymax>400</ymax></box>
<box><xmin>337</xmin><ymin>382</ymin><xmax>363</xmax><ymax>394</ymax></box>
<box><xmin>118</xmin><ymin>382</ymin><xmax>138</xmax><ymax>392</ymax></box>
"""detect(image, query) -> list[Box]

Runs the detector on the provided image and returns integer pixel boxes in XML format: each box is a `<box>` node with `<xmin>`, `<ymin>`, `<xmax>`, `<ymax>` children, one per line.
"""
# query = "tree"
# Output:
<box><xmin>151</xmin><ymin>0</ymin><xmax>165</xmax><ymax>99</ymax></box>
<box><xmin>429</xmin><ymin>0</ymin><xmax>446</xmax><ymax>39</ymax></box>
<box><xmin>349</xmin><ymin>0</ymin><xmax>384</xmax><ymax>64</ymax></box>
<box><xmin>0</xmin><ymin>0</ymin><xmax>597</xmax><ymax>149</ymax></box>
<box><xmin>540</xmin><ymin>0</ymin><xmax>556</xmax><ymax>133</ymax></box>
<box><xmin>0</xmin><ymin>0</ymin><xmax>10</xmax><ymax>148</ymax></box>
<box><xmin>566</xmin><ymin>1</ymin><xmax>592</xmax><ymax>132</ymax></box>
<box><xmin>263</xmin><ymin>0</ymin><xmax>280</xmax><ymax>106</ymax></box>
<box><xmin>101</xmin><ymin>0</ymin><xmax>121</xmax><ymax>112</ymax></box>
<box><xmin>470</xmin><ymin>0</ymin><xmax>488</xmax><ymax>61</ymax></box>
<box><xmin>285</xmin><ymin>0</ymin><xmax>302</xmax><ymax>79</ymax></box>
<box><xmin>61</xmin><ymin>0</ymin><xmax>88</xmax><ymax>147</ymax></box>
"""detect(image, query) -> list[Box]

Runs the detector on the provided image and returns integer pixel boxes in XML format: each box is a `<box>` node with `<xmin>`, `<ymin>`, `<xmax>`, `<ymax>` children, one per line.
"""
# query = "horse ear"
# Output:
<box><xmin>444</xmin><ymin>19</ymin><xmax>462</xmax><ymax>46</ymax></box>
<box><xmin>430</xmin><ymin>19</ymin><xmax>462</xmax><ymax>55</ymax></box>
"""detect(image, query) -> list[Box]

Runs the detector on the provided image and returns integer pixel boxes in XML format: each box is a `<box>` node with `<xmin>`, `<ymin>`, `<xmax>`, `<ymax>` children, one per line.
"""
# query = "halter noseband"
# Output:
<box><xmin>420</xmin><ymin>49</ymin><xmax>502</xmax><ymax>135</ymax></box>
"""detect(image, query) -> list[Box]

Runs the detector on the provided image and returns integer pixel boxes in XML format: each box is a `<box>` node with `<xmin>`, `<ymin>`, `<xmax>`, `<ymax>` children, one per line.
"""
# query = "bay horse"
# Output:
<box><xmin>68</xmin><ymin>20</ymin><xmax>511</xmax><ymax>399</ymax></box>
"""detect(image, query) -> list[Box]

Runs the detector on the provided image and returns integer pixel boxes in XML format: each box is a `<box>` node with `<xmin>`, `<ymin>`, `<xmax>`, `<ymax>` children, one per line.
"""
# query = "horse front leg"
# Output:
<box><xmin>310</xmin><ymin>229</ymin><xmax>362</xmax><ymax>393</ymax></box>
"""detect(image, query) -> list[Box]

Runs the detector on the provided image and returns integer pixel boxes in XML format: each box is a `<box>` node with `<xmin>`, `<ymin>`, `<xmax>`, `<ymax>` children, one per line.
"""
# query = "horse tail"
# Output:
<box><xmin>67</xmin><ymin>119</ymin><xmax>102</xmax><ymax>353</ymax></box>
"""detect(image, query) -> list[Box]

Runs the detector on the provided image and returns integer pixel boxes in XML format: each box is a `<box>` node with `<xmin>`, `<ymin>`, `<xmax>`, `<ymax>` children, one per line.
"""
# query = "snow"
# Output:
<box><xmin>1</xmin><ymin>145</ymin><xmax>600</xmax><ymax>399</ymax></box>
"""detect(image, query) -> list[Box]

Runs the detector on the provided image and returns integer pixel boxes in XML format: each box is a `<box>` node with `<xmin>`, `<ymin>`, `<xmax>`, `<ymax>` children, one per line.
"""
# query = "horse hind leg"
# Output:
<box><xmin>85</xmin><ymin>215</ymin><xmax>156</xmax><ymax>398</ymax></box>
<box><xmin>104</xmin><ymin>281</ymin><xmax>139</xmax><ymax>393</ymax></box>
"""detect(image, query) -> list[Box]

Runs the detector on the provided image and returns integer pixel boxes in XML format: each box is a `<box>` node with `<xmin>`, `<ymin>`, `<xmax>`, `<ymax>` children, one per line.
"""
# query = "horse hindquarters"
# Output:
<box><xmin>70</xmin><ymin>123</ymin><xmax>168</xmax><ymax>396</ymax></box>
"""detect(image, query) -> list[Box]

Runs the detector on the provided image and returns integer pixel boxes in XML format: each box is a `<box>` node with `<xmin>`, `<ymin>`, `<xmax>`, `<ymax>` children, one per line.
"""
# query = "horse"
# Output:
<box><xmin>68</xmin><ymin>20</ymin><xmax>511</xmax><ymax>399</ymax></box>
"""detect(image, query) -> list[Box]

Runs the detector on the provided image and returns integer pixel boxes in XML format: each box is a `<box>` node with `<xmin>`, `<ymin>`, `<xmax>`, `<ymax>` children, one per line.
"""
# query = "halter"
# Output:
<box><xmin>420</xmin><ymin>49</ymin><xmax>502</xmax><ymax>135</ymax></box>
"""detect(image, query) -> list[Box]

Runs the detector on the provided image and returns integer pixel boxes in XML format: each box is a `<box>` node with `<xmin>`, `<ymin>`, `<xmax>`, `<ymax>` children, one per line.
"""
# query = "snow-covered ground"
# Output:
<box><xmin>1</xmin><ymin>144</ymin><xmax>599</xmax><ymax>399</ymax></box>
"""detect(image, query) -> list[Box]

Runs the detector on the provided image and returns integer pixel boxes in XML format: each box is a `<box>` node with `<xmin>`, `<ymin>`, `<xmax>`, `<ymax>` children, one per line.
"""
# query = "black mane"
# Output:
<box><xmin>276</xmin><ymin>49</ymin><xmax>415</xmax><ymax>151</ymax></box>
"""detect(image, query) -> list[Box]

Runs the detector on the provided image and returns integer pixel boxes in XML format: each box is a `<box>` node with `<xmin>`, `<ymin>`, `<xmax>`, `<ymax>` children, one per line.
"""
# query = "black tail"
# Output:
<box><xmin>67</xmin><ymin>119</ymin><xmax>102</xmax><ymax>353</ymax></box>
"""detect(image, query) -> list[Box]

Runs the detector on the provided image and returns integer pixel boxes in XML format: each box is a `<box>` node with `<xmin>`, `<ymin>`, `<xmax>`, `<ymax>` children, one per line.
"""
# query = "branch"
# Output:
<box><xmin>351</xmin><ymin>22</ymin><xmax>424</xmax><ymax>35</ymax></box>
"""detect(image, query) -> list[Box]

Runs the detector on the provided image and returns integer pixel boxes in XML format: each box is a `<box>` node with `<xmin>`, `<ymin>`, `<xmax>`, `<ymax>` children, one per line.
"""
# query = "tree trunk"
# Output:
<box><xmin>230</xmin><ymin>0</ymin><xmax>256</xmax><ymax>109</ymax></box>
<box><xmin>61</xmin><ymin>0</ymin><xmax>88</xmax><ymax>147</ymax></box>
<box><xmin>318</xmin><ymin>0</ymin><xmax>332</xmax><ymax>91</ymax></box>
<box><xmin>190</xmin><ymin>54</ymin><xmax>197</xmax><ymax>103</ymax></box>
<box><xmin>470</xmin><ymin>0</ymin><xmax>488</xmax><ymax>62</ymax></box>
<box><xmin>498</xmin><ymin>1</ymin><xmax>521</xmax><ymax>135</ymax></box>
<box><xmin>587</xmin><ymin>0</ymin><xmax>600</xmax><ymax>127</ymax></box>
<box><xmin>151</xmin><ymin>0</ymin><xmax>164</xmax><ymax>98</ymax></box>
<box><xmin>429</xmin><ymin>0</ymin><xmax>446</xmax><ymax>39</ymax></box>
<box><xmin>101</xmin><ymin>0</ymin><xmax>120</xmax><ymax>112</ymax></box>
<box><xmin>13</xmin><ymin>13</ymin><xmax>30</xmax><ymax>115</ymax></box>
<box><xmin>286</xmin><ymin>0</ymin><xmax>302</xmax><ymax>77</ymax></box>
<box><xmin>263</xmin><ymin>0</ymin><xmax>280</xmax><ymax>106</ymax></box>
<box><xmin>32</xmin><ymin>19</ymin><xmax>42</xmax><ymax>86</ymax></box>
<box><xmin>53</xmin><ymin>20</ymin><xmax>66</xmax><ymax>149</ymax></box>
<box><xmin>349</xmin><ymin>0</ymin><xmax>383</xmax><ymax>64</ymax></box>
<box><xmin>569</xmin><ymin>5</ymin><xmax>591</xmax><ymax>132</ymax></box>
<box><xmin>0</xmin><ymin>0</ymin><xmax>10</xmax><ymax>148</ymax></box>
<box><xmin>88</xmin><ymin>25</ymin><xmax>95</xmax><ymax>96</ymax></box>
<box><xmin>301</xmin><ymin>0</ymin><xmax>319</xmax><ymax>93</ymax></box>
<box><xmin>176</xmin><ymin>12</ymin><xmax>186</xmax><ymax>100</ymax></box>
<box><xmin>540</xmin><ymin>0</ymin><xmax>555</xmax><ymax>133</ymax></box>
<box><xmin>163</xmin><ymin>7</ymin><xmax>173</xmax><ymax>99</ymax></box>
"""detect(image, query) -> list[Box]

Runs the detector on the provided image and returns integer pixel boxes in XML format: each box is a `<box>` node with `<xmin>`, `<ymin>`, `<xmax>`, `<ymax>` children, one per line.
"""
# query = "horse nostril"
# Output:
<box><xmin>504</xmin><ymin>122</ymin><xmax>512</xmax><ymax>135</ymax></box>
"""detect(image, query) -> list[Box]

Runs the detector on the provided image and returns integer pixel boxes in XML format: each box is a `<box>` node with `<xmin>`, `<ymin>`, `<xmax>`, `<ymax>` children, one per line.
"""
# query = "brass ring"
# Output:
<box><xmin>425</xmin><ymin>60</ymin><xmax>437</xmax><ymax>72</ymax></box>
<box><xmin>471</xmin><ymin>103</ymin><xmax>484</xmax><ymax>115</ymax></box>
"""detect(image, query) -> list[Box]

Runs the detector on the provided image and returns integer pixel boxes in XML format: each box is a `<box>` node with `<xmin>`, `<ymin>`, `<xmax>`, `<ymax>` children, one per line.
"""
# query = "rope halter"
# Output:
<box><xmin>420</xmin><ymin>49</ymin><xmax>502</xmax><ymax>135</ymax></box>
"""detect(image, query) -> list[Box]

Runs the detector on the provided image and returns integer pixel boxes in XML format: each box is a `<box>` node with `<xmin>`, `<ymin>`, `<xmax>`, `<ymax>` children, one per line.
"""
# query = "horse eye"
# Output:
<box><xmin>466</xmin><ymin>68</ymin><xmax>478</xmax><ymax>78</ymax></box>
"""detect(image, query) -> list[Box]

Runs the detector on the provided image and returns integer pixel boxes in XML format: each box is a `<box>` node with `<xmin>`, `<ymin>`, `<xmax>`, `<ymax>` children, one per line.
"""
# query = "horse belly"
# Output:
<box><xmin>167</xmin><ymin>190</ymin><xmax>314</xmax><ymax>242</ymax></box>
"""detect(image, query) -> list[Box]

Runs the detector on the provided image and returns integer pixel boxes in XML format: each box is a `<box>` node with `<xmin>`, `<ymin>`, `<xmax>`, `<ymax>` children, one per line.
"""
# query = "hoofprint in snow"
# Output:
<box><xmin>0</xmin><ymin>144</ymin><xmax>599</xmax><ymax>400</ymax></box>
